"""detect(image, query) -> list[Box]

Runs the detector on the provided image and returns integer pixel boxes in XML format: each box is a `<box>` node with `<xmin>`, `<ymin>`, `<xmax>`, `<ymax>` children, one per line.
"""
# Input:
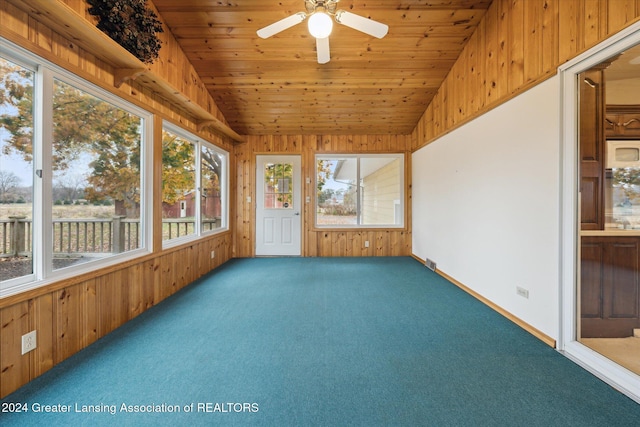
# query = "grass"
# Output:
<box><xmin>1</xmin><ymin>203</ymin><xmax>117</xmax><ymax>219</ymax></box>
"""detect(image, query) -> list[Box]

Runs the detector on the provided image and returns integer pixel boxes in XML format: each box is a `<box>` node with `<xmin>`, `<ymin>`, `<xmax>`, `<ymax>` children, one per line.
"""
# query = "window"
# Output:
<box><xmin>0</xmin><ymin>55</ymin><xmax>35</xmax><ymax>284</ymax></box>
<box><xmin>0</xmin><ymin>40</ymin><xmax>152</xmax><ymax>296</ymax></box>
<box><xmin>162</xmin><ymin>124</ymin><xmax>227</xmax><ymax>245</ymax></box>
<box><xmin>51</xmin><ymin>79</ymin><xmax>144</xmax><ymax>269</ymax></box>
<box><xmin>316</xmin><ymin>154</ymin><xmax>404</xmax><ymax>227</ymax></box>
<box><xmin>264</xmin><ymin>162</ymin><xmax>293</xmax><ymax>209</ymax></box>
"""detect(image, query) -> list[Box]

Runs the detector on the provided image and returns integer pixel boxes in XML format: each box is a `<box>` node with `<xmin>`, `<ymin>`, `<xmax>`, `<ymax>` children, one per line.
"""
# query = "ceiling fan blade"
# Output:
<box><xmin>316</xmin><ymin>37</ymin><xmax>330</xmax><ymax>64</ymax></box>
<box><xmin>335</xmin><ymin>10</ymin><xmax>388</xmax><ymax>39</ymax></box>
<box><xmin>257</xmin><ymin>12</ymin><xmax>306</xmax><ymax>38</ymax></box>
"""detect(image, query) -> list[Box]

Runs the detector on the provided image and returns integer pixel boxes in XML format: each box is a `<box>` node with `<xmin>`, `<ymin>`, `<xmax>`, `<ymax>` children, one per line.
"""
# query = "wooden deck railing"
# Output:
<box><xmin>0</xmin><ymin>217</ymin><xmax>221</xmax><ymax>257</ymax></box>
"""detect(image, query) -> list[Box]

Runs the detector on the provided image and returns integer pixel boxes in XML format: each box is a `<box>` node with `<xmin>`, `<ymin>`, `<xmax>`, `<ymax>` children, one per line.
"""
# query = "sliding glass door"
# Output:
<box><xmin>561</xmin><ymin>21</ymin><xmax>640</xmax><ymax>403</ymax></box>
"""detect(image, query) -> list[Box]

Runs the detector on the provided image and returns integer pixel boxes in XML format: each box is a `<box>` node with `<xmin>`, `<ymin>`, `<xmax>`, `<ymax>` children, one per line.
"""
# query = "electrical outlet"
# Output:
<box><xmin>22</xmin><ymin>330</ymin><xmax>37</xmax><ymax>355</ymax></box>
<box><xmin>364</xmin><ymin>240</ymin><xmax>370</xmax><ymax>248</ymax></box>
<box><xmin>210</xmin><ymin>250</ymin><xmax>215</xmax><ymax>259</ymax></box>
<box><xmin>516</xmin><ymin>286</ymin><xmax>529</xmax><ymax>299</ymax></box>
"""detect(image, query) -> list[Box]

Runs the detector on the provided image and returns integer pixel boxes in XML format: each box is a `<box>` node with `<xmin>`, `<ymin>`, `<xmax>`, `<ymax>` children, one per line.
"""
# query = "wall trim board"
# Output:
<box><xmin>410</xmin><ymin>254</ymin><xmax>555</xmax><ymax>347</ymax></box>
<box><xmin>439</xmin><ymin>266</ymin><xmax>555</xmax><ymax>348</ymax></box>
<box><xmin>411</xmin><ymin>74</ymin><xmax>560</xmax><ymax>344</ymax></box>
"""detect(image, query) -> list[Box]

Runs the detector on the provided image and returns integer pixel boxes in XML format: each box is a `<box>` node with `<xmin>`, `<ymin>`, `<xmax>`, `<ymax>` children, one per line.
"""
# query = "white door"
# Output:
<box><xmin>256</xmin><ymin>155</ymin><xmax>302</xmax><ymax>256</ymax></box>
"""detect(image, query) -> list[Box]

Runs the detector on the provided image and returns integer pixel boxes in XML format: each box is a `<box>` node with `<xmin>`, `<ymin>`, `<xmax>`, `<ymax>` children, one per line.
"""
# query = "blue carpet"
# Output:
<box><xmin>1</xmin><ymin>257</ymin><xmax>639</xmax><ymax>426</ymax></box>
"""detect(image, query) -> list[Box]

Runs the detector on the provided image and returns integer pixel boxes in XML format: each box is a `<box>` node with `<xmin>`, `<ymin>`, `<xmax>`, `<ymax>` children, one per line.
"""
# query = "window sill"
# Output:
<box><xmin>0</xmin><ymin>248</ymin><xmax>151</xmax><ymax>303</ymax></box>
<box><xmin>161</xmin><ymin>227</ymin><xmax>230</xmax><ymax>251</ymax></box>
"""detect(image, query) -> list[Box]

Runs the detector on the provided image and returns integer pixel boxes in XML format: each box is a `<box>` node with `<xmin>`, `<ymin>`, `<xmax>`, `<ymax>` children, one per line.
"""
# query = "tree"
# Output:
<box><xmin>0</xmin><ymin>59</ymin><xmax>33</xmax><ymax>161</ymax></box>
<box><xmin>0</xmin><ymin>170</ymin><xmax>20</xmax><ymax>202</ymax></box>
<box><xmin>2</xmin><ymin>66</ymin><xmax>144</xmax><ymax>214</ymax></box>
<box><xmin>162</xmin><ymin>131</ymin><xmax>195</xmax><ymax>205</ymax></box>
<box><xmin>318</xmin><ymin>188</ymin><xmax>334</xmax><ymax>205</ymax></box>
<box><xmin>54</xmin><ymin>171</ymin><xmax>87</xmax><ymax>204</ymax></box>
<box><xmin>317</xmin><ymin>159</ymin><xmax>331</xmax><ymax>193</ymax></box>
<box><xmin>201</xmin><ymin>145</ymin><xmax>222</xmax><ymax>197</ymax></box>
<box><xmin>2</xmin><ymin>58</ymin><xmax>221</xmax><ymax>215</ymax></box>
<box><xmin>264</xmin><ymin>162</ymin><xmax>293</xmax><ymax>205</ymax></box>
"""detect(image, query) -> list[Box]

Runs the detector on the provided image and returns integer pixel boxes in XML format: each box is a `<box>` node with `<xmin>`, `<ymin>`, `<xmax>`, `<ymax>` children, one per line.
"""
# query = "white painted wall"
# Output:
<box><xmin>412</xmin><ymin>76</ymin><xmax>561</xmax><ymax>340</ymax></box>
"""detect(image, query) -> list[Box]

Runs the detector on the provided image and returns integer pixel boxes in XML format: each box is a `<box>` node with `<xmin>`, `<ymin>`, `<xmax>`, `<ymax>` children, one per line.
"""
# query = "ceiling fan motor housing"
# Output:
<box><xmin>305</xmin><ymin>0</ymin><xmax>339</xmax><ymax>16</ymax></box>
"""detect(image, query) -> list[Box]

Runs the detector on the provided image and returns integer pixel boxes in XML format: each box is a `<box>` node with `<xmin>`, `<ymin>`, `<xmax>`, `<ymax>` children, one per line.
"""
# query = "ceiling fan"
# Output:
<box><xmin>257</xmin><ymin>0</ymin><xmax>388</xmax><ymax>64</ymax></box>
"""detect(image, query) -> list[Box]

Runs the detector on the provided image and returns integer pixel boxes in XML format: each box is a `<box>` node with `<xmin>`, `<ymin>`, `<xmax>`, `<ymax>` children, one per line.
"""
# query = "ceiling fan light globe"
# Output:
<box><xmin>308</xmin><ymin>12</ymin><xmax>333</xmax><ymax>39</ymax></box>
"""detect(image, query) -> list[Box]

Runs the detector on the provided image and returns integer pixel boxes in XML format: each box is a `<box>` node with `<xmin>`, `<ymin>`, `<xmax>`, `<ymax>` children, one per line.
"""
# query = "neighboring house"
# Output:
<box><xmin>333</xmin><ymin>157</ymin><xmax>402</xmax><ymax>225</ymax></box>
<box><xmin>162</xmin><ymin>191</ymin><xmax>221</xmax><ymax>219</ymax></box>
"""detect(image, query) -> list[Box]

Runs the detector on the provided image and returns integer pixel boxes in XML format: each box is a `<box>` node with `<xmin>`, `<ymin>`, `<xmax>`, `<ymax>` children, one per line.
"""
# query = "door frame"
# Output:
<box><xmin>559</xmin><ymin>20</ymin><xmax>640</xmax><ymax>403</ymax></box>
<box><xmin>255</xmin><ymin>154</ymin><xmax>302</xmax><ymax>256</ymax></box>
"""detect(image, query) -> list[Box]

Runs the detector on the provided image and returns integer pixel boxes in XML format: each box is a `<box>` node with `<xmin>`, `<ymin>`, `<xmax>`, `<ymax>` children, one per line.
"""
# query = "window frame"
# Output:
<box><xmin>161</xmin><ymin>122</ymin><xmax>228</xmax><ymax>248</ymax></box>
<box><xmin>314</xmin><ymin>153</ymin><xmax>405</xmax><ymax>229</ymax></box>
<box><xmin>0</xmin><ymin>38</ymin><xmax>153</xmax><ymax>298</ymax></box>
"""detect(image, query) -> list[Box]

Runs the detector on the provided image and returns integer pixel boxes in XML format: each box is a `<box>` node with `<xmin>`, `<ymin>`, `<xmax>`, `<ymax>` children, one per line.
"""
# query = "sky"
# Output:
<box><xmin>0</xmin><ymin>127</ymin><xmax>32</xmax><ymax>187</ymax></box>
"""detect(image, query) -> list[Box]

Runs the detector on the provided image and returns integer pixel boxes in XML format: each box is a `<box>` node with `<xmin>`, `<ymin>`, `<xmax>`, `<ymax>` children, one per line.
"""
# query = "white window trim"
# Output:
<box><xmin>161</xmin><ymin>122</ymin><xmax>229</xmax><ymax>249</ymax></box>
<box><xmin>0</xmin><ymin>38</ymin><xmax>153</xmax><ymax>298</ymax></box>
<box><xmin>559</xmin><ymin>20</ymin><xmax>640</xmax><ymax>404</ymax></box>
<box><xmin>315</xmin><ymin>153</ymin><xmax>405</xmax><ymax>228</ymax></box>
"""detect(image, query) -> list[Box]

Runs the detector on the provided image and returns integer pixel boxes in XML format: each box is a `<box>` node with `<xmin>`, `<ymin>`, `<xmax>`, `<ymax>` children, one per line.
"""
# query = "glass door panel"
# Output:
<box><xmin>578</xmin><ymin>44</ymin><xmax>640</xmax><ymax>376</ymax></box>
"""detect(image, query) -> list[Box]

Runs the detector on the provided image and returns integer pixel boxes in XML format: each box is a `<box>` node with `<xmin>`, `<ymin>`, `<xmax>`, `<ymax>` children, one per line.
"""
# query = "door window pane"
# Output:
<box><xmin>0</xmin><ymin>57</ymin><xmax>34</xmax><ymax>281</ymax></box>
<box><xmin>51</xmin><ymin>79</ymin><xmax>143</xmax><ymax>270</ymax></box>
<box><xmin>264</xmin><ymin>163</ymin><xmax>293</xmax><ymax>209</ymax></box>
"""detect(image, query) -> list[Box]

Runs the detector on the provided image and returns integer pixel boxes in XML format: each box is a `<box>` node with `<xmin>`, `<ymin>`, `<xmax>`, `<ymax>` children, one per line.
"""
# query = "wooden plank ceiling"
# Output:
<box><xmin>153</xmin><ymin>0</ymin><xmax>492</xmax><ymax>135</ymax></box>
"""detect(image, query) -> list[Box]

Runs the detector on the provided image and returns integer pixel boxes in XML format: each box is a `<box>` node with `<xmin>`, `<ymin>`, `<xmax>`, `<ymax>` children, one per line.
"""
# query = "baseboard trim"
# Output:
<box><xmin>411</xmin><ymin>255</ymin><xmax>556</xmax><ymax>348</ymax></box>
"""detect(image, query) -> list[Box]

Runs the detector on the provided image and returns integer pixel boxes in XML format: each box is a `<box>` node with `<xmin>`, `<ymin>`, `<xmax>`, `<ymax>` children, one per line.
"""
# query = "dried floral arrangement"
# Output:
<box><xmin>87</xmin><ymin>0</ymin><xmax>164</xmax><ymax>64</ymax></box>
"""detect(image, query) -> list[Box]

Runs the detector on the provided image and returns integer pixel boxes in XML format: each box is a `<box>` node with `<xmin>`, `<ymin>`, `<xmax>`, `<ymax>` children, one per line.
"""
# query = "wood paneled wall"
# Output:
<box><xmin>1</xmin><ymin>236</ymin><xmax>232</xmax><ymax>398</ymax></box>
<box><xmin>0</xmin><ymin>0</ymin><xmax>231</xmax><ymax>140</ymax></box>
<box><xmin>6</xmin><ymin>0</ymin><xmax>640</xmax><ymax>402</ymax></box>
<box><xmin>234</xmin><ymin>135</ymin><xmax>412</xmax><ymax>258</ymax></box>
<box><xmin>0</xmin><ymin>2</ymin><xmax>235</xmax><ymax>398</ymax></box>
<box><xmin>411</xmin><ymin>0</ymin><xmax>640</xmax><ymax>150</ymax></box>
